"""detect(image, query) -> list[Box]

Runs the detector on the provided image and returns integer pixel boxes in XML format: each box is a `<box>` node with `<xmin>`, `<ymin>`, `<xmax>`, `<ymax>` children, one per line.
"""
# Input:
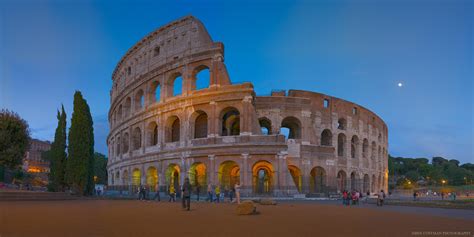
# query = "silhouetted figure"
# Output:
<box><xmin>182</xmin><ymin>178</ymin><xmax>192</xmax><ymax>211</ymax></box>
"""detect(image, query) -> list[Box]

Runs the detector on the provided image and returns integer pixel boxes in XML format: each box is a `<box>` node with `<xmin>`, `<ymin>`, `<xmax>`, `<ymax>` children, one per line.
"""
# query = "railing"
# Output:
<box><xmin>104</xmin><ymin>179</ymin><xmax>376</xmax><ymax>198</ymax></box>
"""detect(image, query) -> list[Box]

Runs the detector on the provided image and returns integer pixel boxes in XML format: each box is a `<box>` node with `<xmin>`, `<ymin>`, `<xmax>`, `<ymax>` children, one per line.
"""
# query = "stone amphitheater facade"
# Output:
<box><xmin>107</xmin><ymin>16</ymin><xmax>389</xmax><ymax>196</ymax></box>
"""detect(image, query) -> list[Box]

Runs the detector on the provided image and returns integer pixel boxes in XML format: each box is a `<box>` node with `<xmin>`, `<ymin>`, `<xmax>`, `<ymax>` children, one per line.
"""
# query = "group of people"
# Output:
<box><xmin>341</xmin><ymin>189</ymin><xmax>386</xmax><ymax>206</ymax></box>
<box><xmin>341</xmin><ymin>190</ymin><xmax>363</xmax><ymax>205</ymax></box>
<box><xmin>205</xmin><ymin>183</ymin><xmax>241</xmax><ymax>203</ymax></box>
<box><xmin>138</xmin><ymin>179</ymin><xmax>242</xmax><ymax>211</ymax></box>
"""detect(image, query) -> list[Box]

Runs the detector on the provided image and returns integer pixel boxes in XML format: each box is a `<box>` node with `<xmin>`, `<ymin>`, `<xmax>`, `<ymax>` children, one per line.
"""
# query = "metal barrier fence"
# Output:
<box><xmin>104</xmin><ymin>182</ymin><xmax>375</xmax><ymax>198</ymax></box>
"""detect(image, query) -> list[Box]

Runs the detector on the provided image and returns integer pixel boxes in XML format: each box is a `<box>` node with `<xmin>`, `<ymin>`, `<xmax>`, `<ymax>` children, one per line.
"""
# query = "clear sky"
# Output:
<box><xmin>1</xmin><ymin>0</ymin><xmax>472</xmax><ymax>164</ymax></box>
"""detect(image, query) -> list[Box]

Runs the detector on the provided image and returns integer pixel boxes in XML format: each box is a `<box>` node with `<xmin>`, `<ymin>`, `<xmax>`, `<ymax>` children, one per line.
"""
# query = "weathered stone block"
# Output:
<box><xmin>236</xmin><ymin>201</ymin><xmax>257</xmax><ymax>215</ymax></box>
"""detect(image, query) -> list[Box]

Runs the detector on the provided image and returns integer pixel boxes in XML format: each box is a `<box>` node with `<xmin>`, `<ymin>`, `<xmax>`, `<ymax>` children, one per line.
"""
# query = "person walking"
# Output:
<box><xmin>234</xmin><ymin>182</ymin><xmax>241</xmax><ymax>204</ymax></box>
<box><xmin>215</xmin><ymin>185</ymin><xmax>221</xmax><ymax>203</ymax></box>
<box><xmin>182</xmin><ymin>178</ymin><xmax>192</xmax><ymax>211</ymax></box>
<box><xmin>169</xmin><ymin>185</ymin><xmax>176</xmax><ymax>202</ymax></box>
<box><xmin>342</xmin><ymin>190</ymin><xmax>348</xmax><ymax>206</ymax></box>
<box><xmin>207</xmin><ymin>183</ymin><xmax>213</xmax><ymax>203</ymax></box>
<box><xmin>153</xmin><ymin>183</ymin><xmax>160</xmax><ymax>201</ymax></box>
<box><xmin>378</xmin><ymin>190</ymin><xmax>385</xmax><ymax>206</ymax></box>
<box><xmin>229</xmin><ymin>186</ymin><xmax>234</xmax><ymax>203</ymax></box>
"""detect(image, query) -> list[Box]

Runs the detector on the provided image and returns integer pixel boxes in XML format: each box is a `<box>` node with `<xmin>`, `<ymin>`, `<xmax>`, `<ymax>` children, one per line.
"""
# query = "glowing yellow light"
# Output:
<box><xmin>441</xmin><ymin>180</ymin><xmax>446</xmax><ymax>184</ymax></box>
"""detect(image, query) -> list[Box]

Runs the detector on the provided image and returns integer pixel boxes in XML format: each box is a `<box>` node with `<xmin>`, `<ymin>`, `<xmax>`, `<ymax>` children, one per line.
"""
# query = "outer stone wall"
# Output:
<box><xmin>107</xmin><ymin>16</ymin><xmax>389</xmax><ymax>197</ymax></box>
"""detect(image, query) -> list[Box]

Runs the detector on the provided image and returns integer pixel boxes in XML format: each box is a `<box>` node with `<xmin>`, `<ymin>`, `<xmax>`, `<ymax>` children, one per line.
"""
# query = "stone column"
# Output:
<box><xmin>241</xmin><ymin>153</ymin><xmax>250</xmax><ymax>196</ymax></box>
<box><xmin>128</xmin><ymin>126</ymin><xmax>132</xmax><ymax>157</ymax></box>
<box><xmin>208</xmin><ymin>155</ymin><xmax>216</xmax><ymax>186</ymax></box>
<box><xmin>301</xmin><ymin>159</ymin><xmax>311</xmax><ymax>194</ymax></box>
<box><xmin>240</xmin><ymin>96</ymin><xmax>253</xmax><ymax>135</ymax></box>
<box><xmin>209</xmin><ymin>101</ymin><xmax>218</xmax><ymax>137</ymax></box>
<box><xmin>275</xmin><ymin>152</ymin><xmax>290</xmax><ymax>196</ymax></box>
<box><xmin>141</xmin><ymin>122</ymin><xmax>146</xmax><ymax>154</ymax></box>
<box><xmin>301</xmin><ymin>110</ymin><xmax>312</xmax><ymax>144</ymax></box>
<box><xmin>158</xmin><ymin>162</ymin><xmax>166</xmax><ymax>192</ymax></box>
<box><xmin>141</xmin><ymin>164</ymin><xmax>146</xmax><ymax>186</ymax></box>
<box><xmin>180</xmin><ymin>152</ymin><xmax>190</xmax><ymax>187</ymax></box>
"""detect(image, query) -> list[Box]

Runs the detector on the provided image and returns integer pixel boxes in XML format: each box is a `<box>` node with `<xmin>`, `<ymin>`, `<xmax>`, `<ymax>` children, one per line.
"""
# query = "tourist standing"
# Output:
<box><xmin>182</xmin><ymin>178</ymin><xmax>192</xmax><ymax>211</ymax></box>
<box><xmin>413</xmin><ymin>191</ymin><xmax>418</xmax><ymax>201</ymax></box>
<box><xmin>215</xmin><ymin>185</ymin><xmax>221</xmax><ymax>203</ymax></box>
<box><xmin>378</xmin><ymin>190</ymin><xmax>385</xmax><ymax>206</ymax></box>
<box><xmin>229</xmin><ymin>186</ymin><xmax>234</xmax><ymax>203</ymax></box>
<box><xmin>169</xmin><ymin>185</ymin><xmax>176</xmax><ymax>202</ymax></box>
<box><xmin>355</xmin><ymin>191</ymin><xmax>360</xmax><ymax>205</ymax></box>
<box><xmin>153</xmin><ymin>183</ymin><xmax>160</xmax><ymax>201</ymax></box>
<box><xmin>342</xmin><ymin>190</ymin><xmax>348</xmax><ymax>206</ymax></box>
<box><xmin>207</xmin><ymin>183</ymin><xmax>213</xmax><ymax>203</ymax></box>
<box><xmin>207</xmin><ymin>184</ymin><xmax>212</xmax><ymax>202</ymax></box>
<box><xmin>235</xmin><ymin>182</ymin><xmax>241</xmax><ymax>204</ymax></box>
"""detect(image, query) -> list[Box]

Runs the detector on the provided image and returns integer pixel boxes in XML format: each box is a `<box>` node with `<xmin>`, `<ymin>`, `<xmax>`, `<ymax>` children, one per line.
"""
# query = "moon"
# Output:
<box><xmin>398</xmin><ymin>82</ymin><xmax>403</xmax><ymax>87</ymax></box>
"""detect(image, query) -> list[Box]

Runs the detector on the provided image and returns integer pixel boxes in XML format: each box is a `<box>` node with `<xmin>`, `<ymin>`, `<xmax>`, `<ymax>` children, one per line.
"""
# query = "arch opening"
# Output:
<box><xmin>259</xmin><ymin>117</ymin><xmax>272</xmax><ymax>135</ymax></box>
<box><xmin>351</xmin><ymin>135</ymin><xmax>359</xmax><ymax>159</ymax></box>
<box><xmin>193</xmin><ymin>66</ymin><xmax>210</xmax><ymax>91</ymax></box>
<box><xmin>122</xmin><ymin>133</ymin><xmax>129</xmax><ymax>153</ymax></box>
<box><xmin>218</xmin><ymin>161</ymin><xmax>241</xmax><ymax>190</ymax></box>
<box><xmin>189</xmin><ymin>162</ymin><xmax>207</xmax><ymax>190</ymax></box>
<box><xmin>166</xmin><ymin>164</ymin><xmax>180</xmax><ymax>192</ymax></box>
<box><xmin>288</xmin><ymin>165</ymin><xmax>302</xmax><ymax>192</ymax></box>
<box><xmin>337</xmin><ymin>118</ymin><xmax>347</xmax><ymax>130</ymax></box>
<box><xmin>310</xmin><ymin>166</ymin><xmax>326</xmax><ymax>193</ymax></box>
<box><xmin>321</xmin><ymin>129</ymin><xmax>332</xmax><ymax>146</ymax></box>
<box><xmin>165</xmin><ymin>116</ymin><xmax>180</xmax><ymax>143</ymax></box>
<box><xmin>134</xmin><ymin>89</ymin><xmax>145</xmax><ymax>111</ymax></box>
<box><xmin>221</xmin><ymin>107</ymin><xmax>240</xmax><ymax>136</ymax></box>
<box><xmin>280</xmin><ymin>116</ymin><xmax>301</xmax><ymax>139</ymax></box>
<box><xmin>132</xmin><ymin>168</ymin><xmax>141</xmax><ymax>186</ymax></box>
<box><xmin>146</xmin><ymin>167</ymin><xmax>158</xmax><ymax>191</ymax></box>
<box><xmin>194</xmin><ymin>112</ymin><xmax>208</xmax><ymax>139</ymax></box>
<box><xmin>132</xmin><ymin>127</ymin><xmax>142</xmax><ymax>150</ymax></box>
<box><xmin>172</xmin><ymin>74</ymin><xmax>183</xmax><ymax>96</ymax></box>
<box><xmin>337</xmin><ymin>133</ymin><xmax>346</xmax><ymax>157</ymax></box>
<box><xmin>147</xmin><ymin>122</ymin><xmax>158</xmax><ymax>146</ymax></box>
<box><xmin>252</xmin><ymin>161</ymin><xmax>274</xmax><ymax>194</ymax></box>
<box><xmin>337</xmin><ymin>170</ymin><xmax>347</xmax><ymax>192</ymax></box>
<box><xmin>363</xmin><ymin>174</ymin><xmax>370</xmax><ymax>193</ymax></box>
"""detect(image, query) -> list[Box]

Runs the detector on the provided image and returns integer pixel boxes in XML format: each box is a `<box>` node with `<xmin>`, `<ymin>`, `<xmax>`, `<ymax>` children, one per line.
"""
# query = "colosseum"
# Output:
<box><xmin>107</xmin><ymin>16</ymin><xmax>389</xmax><ymax>197</ymax></box>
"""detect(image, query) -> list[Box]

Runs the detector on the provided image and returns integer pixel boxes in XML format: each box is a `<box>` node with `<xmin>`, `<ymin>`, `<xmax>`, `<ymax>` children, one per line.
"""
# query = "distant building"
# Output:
<box><xmin>23</xmin><ymin>139</ymin><xmax>51</xmax><ymax>174</ymax></box>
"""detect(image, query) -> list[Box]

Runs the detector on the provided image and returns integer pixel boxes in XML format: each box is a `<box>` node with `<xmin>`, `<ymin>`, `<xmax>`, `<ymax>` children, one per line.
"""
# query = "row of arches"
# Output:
<box><xmin>110</xmin><ymin>107</ymin><xmax>241</xmax><ymax>157</ymax></box>
<box><xmin>257</xmin><ymin>116</ymin><xmax>386</xmax><ymax>161</ymax></box>
<box><xmin>111</xmin><ymin>160</ymin><xmax>265</xmax><ymax>194</ymax></box>
<box><xmin>112</xmin><ymin>66</ymin><xmax>211</xmax><ymax>126</ymax></box>
<box><xmin>110</xmin><ymin>160</ymin><xmax>383</xmax><ymax>194</ymax></box>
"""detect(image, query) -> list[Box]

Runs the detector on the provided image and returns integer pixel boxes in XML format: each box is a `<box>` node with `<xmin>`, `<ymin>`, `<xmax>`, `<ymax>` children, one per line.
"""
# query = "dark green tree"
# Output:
<box><xmin>432</xmin><ymin>157</ymin><xmax>448</xmax><ymax>167</ymax></box>
<box><xmin>93</xmin><ymin>152</ymin><xmax>108</xmax><ymax>184</ymax></box>
<box><xmin>0</xmin><ymin>109</ymin><xmax>30</xmax><ymax>180</ymax></box>
<box><xmin>66</xmin><ymin>92</ymin><xmax>95</xmax><ymax>195</ymax></box>
<box><xmin>460</xmin><ymin>163</ymin><xmax>474</xmax><ymax>172</ymax></box>
<box><xmin>48</xmin><ymin>106</ymin><xmax>67</xmax><ymax>192</ymax></box>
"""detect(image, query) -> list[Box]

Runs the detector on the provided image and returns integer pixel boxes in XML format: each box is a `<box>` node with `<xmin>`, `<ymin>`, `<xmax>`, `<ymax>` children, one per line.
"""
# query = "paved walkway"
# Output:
<box><xmin>276</xmin><ymin>199</ymin><xmax>474</xmax><ymax>220</ymax></box>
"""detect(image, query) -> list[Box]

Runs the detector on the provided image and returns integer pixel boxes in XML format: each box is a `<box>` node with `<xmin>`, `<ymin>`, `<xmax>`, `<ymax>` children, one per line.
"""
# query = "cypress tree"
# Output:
<box><xmin>66</xmin><ymin>91</ymin><xmax>95</xmax><ymax>195</ymax></box>
<box><xmin>48</xmin><ymin>106</ymin><xmax>67</xmax><ymax>192</ymax></box>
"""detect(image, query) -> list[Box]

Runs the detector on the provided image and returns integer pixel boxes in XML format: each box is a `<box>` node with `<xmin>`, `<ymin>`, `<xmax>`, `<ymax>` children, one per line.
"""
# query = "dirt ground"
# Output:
<box><xmin>0</xmin><ymin>200</ymin><xmax>472</xmax><ymax>237</ymax></box>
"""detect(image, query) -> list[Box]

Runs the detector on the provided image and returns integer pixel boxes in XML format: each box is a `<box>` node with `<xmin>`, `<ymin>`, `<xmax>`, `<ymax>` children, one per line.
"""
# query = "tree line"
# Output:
<box><xmin>0</xmin><ymin>91</ymin><xmax>107</xmax><ymax>196</ymax></box>
<box><xmin>388</xmin><ymin>155</ymin><xmax>474</xmax><ymax>188</ymax></box>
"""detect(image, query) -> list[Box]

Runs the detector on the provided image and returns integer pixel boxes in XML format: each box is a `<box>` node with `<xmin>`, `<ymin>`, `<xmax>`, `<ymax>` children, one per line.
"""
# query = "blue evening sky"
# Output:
<box><xmin>1</xmin><ymin>0</ymin><xmax>472</xmax><ymax>164</ymax></box>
